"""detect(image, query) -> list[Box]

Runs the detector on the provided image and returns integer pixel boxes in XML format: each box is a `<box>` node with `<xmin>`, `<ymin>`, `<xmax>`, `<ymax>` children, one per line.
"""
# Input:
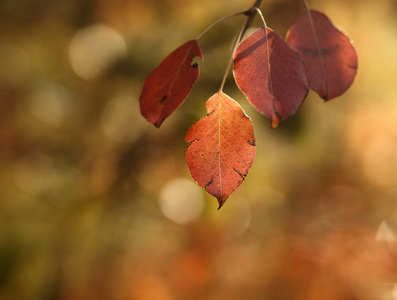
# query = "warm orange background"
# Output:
<box><xmin>1</xmin><ymin>0</ymin><xmax>397</xmax><ymax>299</ymax></box>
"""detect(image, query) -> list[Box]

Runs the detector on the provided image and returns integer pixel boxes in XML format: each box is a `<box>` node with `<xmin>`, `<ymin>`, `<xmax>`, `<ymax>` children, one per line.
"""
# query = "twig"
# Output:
<box><xmin>219</xmin><ymin>1</ymin><xmax>263</xmax><ymax>91</ymax></box>
<box><xmin>196</xmin><ymin>10</ymin><xmax>246</xmax><ymax>41</ymax></box>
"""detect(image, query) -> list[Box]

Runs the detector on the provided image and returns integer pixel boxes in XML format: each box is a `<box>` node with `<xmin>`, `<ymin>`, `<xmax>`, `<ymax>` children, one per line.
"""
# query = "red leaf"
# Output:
<box><xmin>233</xmin><ymin>27</ymin><xmax>308</xmax><ymax>128</ymax></box>
<box><xmin>185</xmin><ymin>92</ymin><xmax>256</xmax><ymax>209</ymax></box>
<box><xmin>286</xmin><ymin>10</ymin><xmax>358</xmax><ymax>100</ymax></box>
<box><xmin>139</xmin><ymin>40</ymin><xmax>203</xmax><ymax>127</ymax></box>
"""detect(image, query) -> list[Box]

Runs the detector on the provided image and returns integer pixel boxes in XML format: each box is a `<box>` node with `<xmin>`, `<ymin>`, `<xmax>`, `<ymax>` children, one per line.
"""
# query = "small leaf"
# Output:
<box><xmin>185</xmin><ymin>91</ymin><xmax>256</xmax><ymax>209</ymax></box>
<box><xmin>233</xmin><ymin>27</ymin><xmax>308</xmax><ymax>128</ymax></box>
<box><xmin>286</xmin><ymin>10</ymin><xmax>358</xmax><ymax>100</ymax></box>
<box><xmin>139</xmin><ymin>40</ymin><xmax>203</xmax><ymax>127</ymax></box>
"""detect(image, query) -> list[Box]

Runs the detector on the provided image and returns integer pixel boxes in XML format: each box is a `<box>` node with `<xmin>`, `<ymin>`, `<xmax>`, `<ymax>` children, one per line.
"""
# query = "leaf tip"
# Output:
<box><xmin>217</xmin><ymin>197</ymin><xmax>227</xmax><ymax>210</ymax></box>
<box><xmin>271</xmin><ymin>114</ymin><xmax>281</xmax><ymax>129</ymax></box>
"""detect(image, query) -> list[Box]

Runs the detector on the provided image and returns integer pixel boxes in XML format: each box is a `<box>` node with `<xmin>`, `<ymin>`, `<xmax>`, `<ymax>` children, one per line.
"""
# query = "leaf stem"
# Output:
<box><xmin>301</xmin><ymin>0</ymin><xmax>310</xmax><ymax>10</ymax></box>
<box><xmin>252</xmin><ymin>7</ymin><xmax>267</xmax><ymax>28</ymax></box>
<box><xmin>196</xmin><ymin>10</ymin><xmax>246</xmax><ymax>41</ymax></box>
<box><xmin>218</xmin><ymin>3</ymin><xmax>264</xmax><ymax>92</ymax></box>
<box><xmin>218</xmin><ymin>16</ymin><xmax>251</xmax><ymax>92</ymax></box>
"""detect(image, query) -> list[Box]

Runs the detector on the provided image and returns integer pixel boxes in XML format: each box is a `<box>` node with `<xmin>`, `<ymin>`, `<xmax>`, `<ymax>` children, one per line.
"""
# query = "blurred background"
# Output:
<box><xmin>1</xmin><ymin>0</ymin><xmax>397</xmax><ymax>299</ymax></box>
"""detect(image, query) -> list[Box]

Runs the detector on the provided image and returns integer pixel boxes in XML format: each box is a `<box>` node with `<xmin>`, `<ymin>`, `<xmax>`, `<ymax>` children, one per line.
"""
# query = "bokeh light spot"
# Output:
<box><xmin>376</xmin><ymin>221</ymin><xmax>396</xmax><ymax>243</ymax></box>
<box><xmin>345</xmin><ymin>108</ymin><xmax>397</xmax><ymax>190</ymax></box>
<box><xmin>68</xmin><ymin>24</ymin><xmax>126</xmax><ymax>80</ymax></box>
<box><xmin>392</xmin><ymin>283</ymin><xmax>397</xmax><ymax>299</ymax></box>
<box><xmin>362</xmin><ymin>131</ymin><xmax>397</xmax><ymax>188</ymax></box>
<box><xmin>159</xmin><ymin>178</ymin><xmax>204</xmax><ymax>224</ymax></box>
<box><xmin>26</xmin><ymin>84</ymin><xmax>67</xmax><ymax>126</ymax></box>
<box><xmin>101</xmin><ymin>96</ymin><xmax>147</xmax><ymax>143</ymax></box>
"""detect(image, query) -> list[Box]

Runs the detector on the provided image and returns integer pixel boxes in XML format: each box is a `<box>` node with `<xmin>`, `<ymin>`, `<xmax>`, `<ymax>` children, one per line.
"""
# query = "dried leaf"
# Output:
<box><xmin>139</xmin><ymin>40</ymin><xmax>203</xmax><ymax>127</ymax></box>
<box><xmin>286</xmin><ymin>10</ymin><xmax>358</xmax><ymax>100</ymax></box>
<box><xmin>185</xmin><ymin>91</ymin><xmax>256</xmax><ymax>209</ymax></box>
<box><xmin>233</xmin><ymin>27</ymin><xmax>309</xmax><ymax>128</ymax></box>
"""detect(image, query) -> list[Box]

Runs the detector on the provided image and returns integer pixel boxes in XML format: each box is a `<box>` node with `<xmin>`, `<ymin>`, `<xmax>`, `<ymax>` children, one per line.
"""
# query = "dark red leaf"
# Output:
<box><xmin>185</xmin><ymin>92</ymin><xmax>256</xmax><ymax>209</ymax></box>
<box><xmin>139</xmin><ymin>40</ymin><xmax>203</xmax><ymax>127</ymax></box>
<box><xmin>233</xmin><ymin>27</ymin><xmax>308</xmax><ymax>128</ymax></box>
<box><xmin>286</xmin><ymin>10</ymin><xmax>358</xmax><ymax>100</ymax></box>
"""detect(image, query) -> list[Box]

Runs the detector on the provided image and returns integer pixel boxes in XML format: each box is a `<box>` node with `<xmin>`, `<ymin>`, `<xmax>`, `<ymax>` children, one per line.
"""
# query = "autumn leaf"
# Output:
<box><xmin>185</xmin><ymin>92</ymin><xmax>256</xmax><ymax>209</ymax></box>
<box><xmin>139</xmin><ymin>40</ymin><xmax>203</xmax><ymax>127</ymax></box>
<box><xmin>233</xmin><ymin>27</ymin><xmax>309</xmax><ymax>128</ymax></box>
<box><xmin>286</xmin><ymin>10</ymin><xmax>358</xmax><ymax>100</ymax></box>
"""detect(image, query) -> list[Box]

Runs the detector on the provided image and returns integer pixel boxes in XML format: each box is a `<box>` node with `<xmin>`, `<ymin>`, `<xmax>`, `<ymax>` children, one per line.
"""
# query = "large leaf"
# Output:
<box><xmin>139</xmin><ymin>40</ymin><xmax>203</xmax><ymax>127</ymax></box>
<box><xmin>233</xmin><ymin>27</ymin><xmax>309</xmax><ymax>128</ymax></box>
<box><xmin>185</xmin><ymin>92</ymin><xmax>256</xmax><ymax>209</ymax></box>
<box><xmin>286</xmin><ymin>10</ymin><xmax>358</xmax><ymax>100</ymax></box>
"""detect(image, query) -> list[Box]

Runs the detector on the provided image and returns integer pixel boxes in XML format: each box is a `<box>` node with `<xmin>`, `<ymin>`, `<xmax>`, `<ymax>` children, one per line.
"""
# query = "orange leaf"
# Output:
<box><xmin>139</xmin><ymin>40</ymin><xmax>203</xmax><ymax>127</ymax></box>
<box><xmin>286</xmin><ymin>10</ymin><xmax>358</xmax><ymax>100</ymax></box>
<box><xmin>233</xmin><ymin>27</ymin><xmax>309</xmax><ymax>128</ymax></box>
<box><xmin>185</xmin><ymin>92</ymin><xmax>256</xmax><ymax>209</ymax></box>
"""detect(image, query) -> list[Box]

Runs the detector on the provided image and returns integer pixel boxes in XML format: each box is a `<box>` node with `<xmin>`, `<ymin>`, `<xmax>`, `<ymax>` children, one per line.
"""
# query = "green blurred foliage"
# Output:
<box><xmin>1</xmin><ymin>0</ymin><xmax>397</xmax><ymax>299</ymax></box>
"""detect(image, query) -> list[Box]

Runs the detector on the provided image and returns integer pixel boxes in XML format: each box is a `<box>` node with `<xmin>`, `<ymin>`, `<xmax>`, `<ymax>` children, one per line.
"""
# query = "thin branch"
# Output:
<box><xmin>218</xmin><ymin>16</ymin><xmax>251</xmax><ymax>92</ymax></box>
<box><xmin>251</xmin><ymin>0</ymin><xmax>263</xmax><ymax>10</ymax></box>
<box><xmin>238</xmin><ymin>0</ymin><xmax>263</xmax><ymax>43</ymax></box>
<box><xmin>217</xmin><ymin>0</ymin><xmax>264</xmax><ymax>92</ymax></box>
<box><xmin>196</xmin><ymin>10</ymin><xmax>246</xmax><ymax>40</ymax></box>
